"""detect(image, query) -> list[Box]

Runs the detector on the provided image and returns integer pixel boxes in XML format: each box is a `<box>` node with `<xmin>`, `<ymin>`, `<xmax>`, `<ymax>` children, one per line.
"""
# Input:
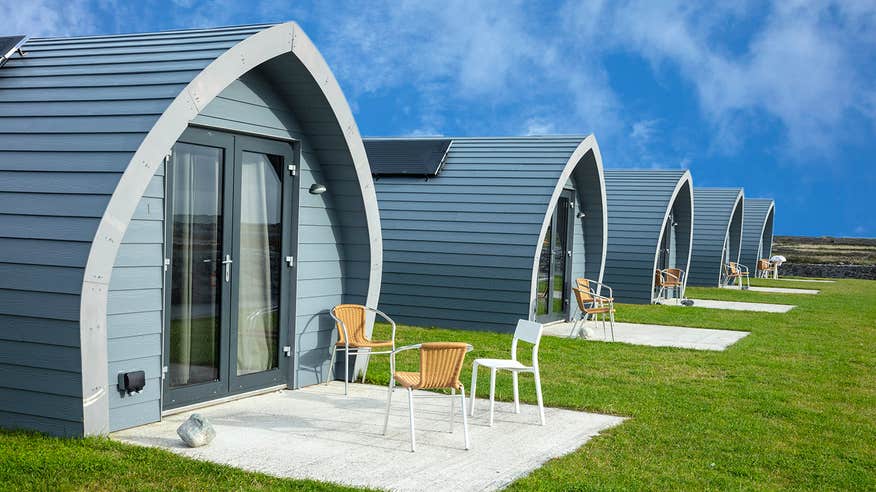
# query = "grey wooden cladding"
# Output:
<box><xmin>0</xmin><ymin>23</ymin><xmax>378</xmax><ymax>436</ymax></box>
<box><xmin>687</xmin><ymin>188</ymin><xmax>744</xmax><ymax>287</ymax></box>
<box><xmin>601</xmin><ymin>170</ymin><xmax>694</xmax><ymax>304</ymax></box>
<box><xmin>370</xmin><ymin>136</ymin><xmax>606</xmax><ymax>333</ymax></box>
<box><xmin>740</xmin><ymin>199</ymin><xmax>776</xmax><ymax>269</ymax></box>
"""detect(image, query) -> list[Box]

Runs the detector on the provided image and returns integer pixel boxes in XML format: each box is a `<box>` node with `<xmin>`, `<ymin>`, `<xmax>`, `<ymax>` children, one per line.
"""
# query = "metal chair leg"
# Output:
<box><xmin>449</xmin><ymin>388</ymin><xmax>455</xmax><ymax>433</ymax></box>
<box><xmin>407</xmin><ymin>388</ymin><xmax>416</xmax><ymax>452</ymax></box>
<box><xmin>326</xmin><ymin>346</ymin><xmax>337</xmax><ymax>385</ymax></box>
<box><xmin>382</xmin><ymin>378</ymin><xmax>395</xmax><ymax>435</ymax></box>
<box><xmin>344</xmin><ymin>347</ymin><xmax>349</xmax><ymax>396</ymax></box>
<box><xmin>460</xmin><ymin>385</ymin><xmax>471</xmax><ymax>450</ymax></box>
<box><xmin>609</xmin><ymin>309</ymin><xmax>616</xmax><ymax>341</ymax></box>
<box><xmin>469</xmin><ymin>362</ymin><xmax>479</xmax><ymax>416</ymax></box>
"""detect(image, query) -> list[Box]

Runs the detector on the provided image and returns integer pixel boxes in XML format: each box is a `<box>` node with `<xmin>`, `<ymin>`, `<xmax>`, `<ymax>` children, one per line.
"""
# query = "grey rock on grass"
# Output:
<box><xmin>177</xmin><ymin>413</ymin><xmax>216</xmax><ymax>447</ymax></box>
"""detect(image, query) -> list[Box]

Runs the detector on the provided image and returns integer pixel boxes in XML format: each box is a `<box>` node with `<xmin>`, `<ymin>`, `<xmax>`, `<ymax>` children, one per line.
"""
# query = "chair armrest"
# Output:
<box><xmin>662</xmin><ymin>271</ymin><xmax>681</xmax><ymax>282</ymax></box>
<box><xmin>737</xmin><ymin>263</ymin><xmax>750</xmax><ymax>274</ymax></box>
<box><xmin>586</xmin><ymin>279</ymin><xmax>614</xmax><ymax>298</ymax></box>
<box><xmin>365</xmin><ymin>306</ymin><xmax>397</xmax><ymax>345</ymax></box>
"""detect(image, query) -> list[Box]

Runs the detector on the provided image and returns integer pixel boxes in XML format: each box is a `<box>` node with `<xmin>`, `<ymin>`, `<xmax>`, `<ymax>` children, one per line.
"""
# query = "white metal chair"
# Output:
<box><xmin>469</xmin><ymin>320</ymin><xmax>545</xmax><ymax>426</ymax></box>
<box><xmin>655</xmin><ymin>267</ymin><xmax>686</xmax><ymax>302</ymax></box>
<box><xmin>327</xmin><ymin>304</ymin><xmax>397</xmax><ymax>395</ymax></box>
<box><xmin>383</xmin><ymin>342</ymin><xmax>472</xmax><ymax>452</ymax></box>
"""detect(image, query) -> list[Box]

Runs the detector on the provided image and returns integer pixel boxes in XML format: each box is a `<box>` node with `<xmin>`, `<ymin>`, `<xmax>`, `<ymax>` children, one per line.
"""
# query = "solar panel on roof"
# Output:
<box><xmin>0</xmin><ymin>35</ymin><xmax>27</xmax><ymax>68</ymax></box>
<box><xmin>365</xmin><ymin>139</ymin><xmax>452</xmax><ymax>177</ymax></box>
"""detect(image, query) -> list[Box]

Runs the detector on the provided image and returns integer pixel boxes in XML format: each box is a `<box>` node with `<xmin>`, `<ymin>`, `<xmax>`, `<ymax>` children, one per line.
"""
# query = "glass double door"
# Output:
<box><xmin>536</xmin><ymin>190</ymin><xmax>575</xmax><ymax>322</ymax></box>
<box><xmin>163</xmin><ymin>128</ymin><xmax>296</xmax><ymax>409</ymax></box>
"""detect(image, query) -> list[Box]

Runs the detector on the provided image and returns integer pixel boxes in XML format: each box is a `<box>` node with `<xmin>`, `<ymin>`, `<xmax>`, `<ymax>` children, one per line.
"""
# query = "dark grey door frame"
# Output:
<box><xmin>162</xmin><ymin>127</ymin><xmax>299</xmax><ymax>410</ymax></box>
<box><xmin>536</xmin><ymin>189</ymin><xmax>576</xmax><ymax>323</ymax></box>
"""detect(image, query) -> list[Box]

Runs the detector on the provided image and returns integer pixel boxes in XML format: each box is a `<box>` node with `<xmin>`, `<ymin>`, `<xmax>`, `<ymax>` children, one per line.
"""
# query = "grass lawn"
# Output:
<box><xmin>1</xmin><ymin>278</ymin><xmax>874</xmax><ymax>490</ymax></box>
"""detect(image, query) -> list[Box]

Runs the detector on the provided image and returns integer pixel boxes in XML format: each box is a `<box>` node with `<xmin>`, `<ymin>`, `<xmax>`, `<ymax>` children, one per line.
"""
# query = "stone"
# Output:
<box><xmin>177</xmin><ymin>413</ymin><xmax>216</xmax><ymax>447</ymax></box>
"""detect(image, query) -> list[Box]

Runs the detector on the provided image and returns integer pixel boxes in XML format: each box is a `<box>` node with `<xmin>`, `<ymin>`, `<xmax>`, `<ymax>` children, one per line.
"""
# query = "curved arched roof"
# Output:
<box><xmin>368</xmin><ymin>135</ymin><xmax>607</xmax><ymax>332</ymax></box>
<box><xmin>740</xmin><ymin>198</ymin><xmax>776</xmax><ymax>268</ymax></box>
<box><xmin>0</xmin><ymin>23</ymin><xmax>381</xmax><ymax>434</ymax></box>
<box><xmin>601</xmin><ymin>169</ymin><xmax>694</xmax><ymax>304</ymax></box>
<box><xmin>687</xmin><ymin>188</ymin><xmax>744</xmax><ymax>287</ymax></box>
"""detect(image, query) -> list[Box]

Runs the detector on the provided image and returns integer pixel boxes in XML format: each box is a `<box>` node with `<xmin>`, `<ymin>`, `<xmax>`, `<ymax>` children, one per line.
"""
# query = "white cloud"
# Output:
<box><xmin>562</xmin><ymin>0</ymin><xmax>876</xmax><ymax>158</ymax></box>
<box><xmin>1</xmin><ymin>0</ymin><xmax>99</xmax><ymax>37</ymax></box>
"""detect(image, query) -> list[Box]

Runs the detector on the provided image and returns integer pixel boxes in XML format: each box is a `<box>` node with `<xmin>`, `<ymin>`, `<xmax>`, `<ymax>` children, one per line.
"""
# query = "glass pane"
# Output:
<box><xmin>236</xmin><ymin>151</ymin><xmax>282</xmax><ymax>376</ymax></box>
<box><xmin>169</xmin><ymin>143</ymin><xmax>224</xmax><ymax>387</ymax></box>
<box><xmin>536</xmin><ymin>224</ymin><xmax>552</xmax><ymax>315</ymax></box>
<box><xmin>551</xmin><ymin>197</ymin><xmax>570</xmax><ymax>315</ymax></box>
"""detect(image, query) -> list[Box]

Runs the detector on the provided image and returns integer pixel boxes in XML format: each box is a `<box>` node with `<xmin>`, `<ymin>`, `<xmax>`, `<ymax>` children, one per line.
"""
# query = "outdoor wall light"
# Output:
<box><xmin>309</xmin><ymin>183</ymin><xmax>327</xmax><ymax>195</ymax></box>
<box><xmin>576</xmin><ymin>212</ymin><xmax>586</xmax><ymax>218</ymax></box>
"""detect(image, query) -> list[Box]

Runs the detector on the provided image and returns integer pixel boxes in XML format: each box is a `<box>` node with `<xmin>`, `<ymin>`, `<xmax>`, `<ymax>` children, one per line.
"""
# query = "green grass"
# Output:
<box><xmin>367</xmin><ymin>278</ymin><xmax>876</xmax><ymax>490</ymax></box>
<box><xmin>0</xmin><ymin>431</ymin><xmax>360</xmax><ymax>491</ymax></box>
<box><xmin>2</xmin><ymin>279</ymin><xmax>874</xmax><ymax>490</ymax></box>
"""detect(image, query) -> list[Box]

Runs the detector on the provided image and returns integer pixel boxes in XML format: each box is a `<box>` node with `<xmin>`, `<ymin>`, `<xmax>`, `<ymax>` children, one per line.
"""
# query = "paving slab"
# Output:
<box><xmin>114</xmin><ymin>383</ymin><xmax>623</xmax><ymax>492</ymax></box>
<box><xmin>661</xmin><ymin>298</ymin><xmax>795</xmax><ymax>313</ymax></box>
<box><xmin>774</xmin><ymin>278</ymin><xmax>835</xmax><ymax>283</ymax></box>
<box><xmin>722</xmin><ymin>285</ymin><xmax>819</xmax><ymax>295</ymax></box>
<box><xmin>544</xmin><ymin>321</ymin><xmax>749</xmax><ymax>351</ymax></box>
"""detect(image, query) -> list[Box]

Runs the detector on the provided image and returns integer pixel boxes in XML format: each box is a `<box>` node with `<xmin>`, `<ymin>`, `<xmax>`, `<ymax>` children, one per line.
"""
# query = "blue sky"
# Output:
<box><xmin>5</xmin><ymin>0</ymin><xmax>876</xmax><ymax>236</ymax></box>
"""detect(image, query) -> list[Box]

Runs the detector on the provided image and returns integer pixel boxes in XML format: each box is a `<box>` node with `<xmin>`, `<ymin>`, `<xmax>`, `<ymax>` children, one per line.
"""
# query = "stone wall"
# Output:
<box><xmin>779</xmin><ymin>263</ymin><xmax>876</xmax><ymax>280</ymax></box>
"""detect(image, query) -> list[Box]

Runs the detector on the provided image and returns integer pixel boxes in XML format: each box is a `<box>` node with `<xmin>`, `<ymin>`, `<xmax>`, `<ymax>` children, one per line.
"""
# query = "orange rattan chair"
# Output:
<box><xmin>383</xmin><ymin>342</ymin><xmax>473</xmax><ymax>452</ymax></box>
<box><xmin>757</xmin><ymin>259</ymin><xmax>773</xmax><ymax>279</ymax></box>
<box><xmin>328</xmin><ymin>304</ymin><xmax>397</xmax><ymax>395</ymax></box>
<box><xmin>655</xmin><ymin>267</ymin><xmax>686</xmax><ymax>302</ymax></box>
<box><xmin>725</xmin><ymin>262</ymin><xmax>751</xmax><ymax>289</ymax></box>
<box><xmin>572</xmin><ymin>279</ymin><xmax>615</xmax><ymax>341</ymax></box>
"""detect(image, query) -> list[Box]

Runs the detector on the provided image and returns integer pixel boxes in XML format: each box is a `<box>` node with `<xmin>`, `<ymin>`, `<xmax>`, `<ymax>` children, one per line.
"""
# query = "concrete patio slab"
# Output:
<box><xmin>722</xmin><ymin>285</ymin><xmax>820</xmax><ymax>295</ymax></box>
<box><xmin>114</xmin><ymin>383</ymin><xmax>624</xmax><ymax>492</ymax></box>
<box><xmin>661</xmin><ymin>298</ymin><xmax>795</xmax><ymax>313</ymax></box>
<box><xmin>544</xmin><ymin>321</ymin><xmax>749</xmax><ymax>351</ymax></box>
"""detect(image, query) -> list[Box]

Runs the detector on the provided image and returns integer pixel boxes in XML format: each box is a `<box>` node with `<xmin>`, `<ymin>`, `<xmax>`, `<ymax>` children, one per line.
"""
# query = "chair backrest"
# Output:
<box><xmin>654</xmin><ymin>269</ymin><xmax>665</xmax><ymax>287</ymax></box>
<box><xmin>664</xmin><ymin>268</ymin><xmax>683</xmax><ymax>284</ymax></box>
<box><xmin>511</xmin><ymin>319</ymin><xmax>543</xmax><ymax>364</ymax></box>
<box><xmin>572</xmin><ymin>287</ymin><xmax>588</xmax><ymax>312</ymax></box>
<box><xmin>331</xmin><ymin>304</ymin><xmax>367</xmax><ymax>345</ymax></box>
<box><xmin>575</xmin><ymin>278</ymin><xmax>594</xmax><ymax>303</ymax></box>
<box><xmin>417</xmin><ymin>342</ymin><xmax>468</xmax><ymax>390</ymax></box>
<box><xmin>758</xmin><ymin>259</ymin><xmax>770</xmax><ymax>271</ymax></box>
<box><xmin>728</xmin><ymin>262</ymin><xmax>739</xmax><ymax>275</ymax></box>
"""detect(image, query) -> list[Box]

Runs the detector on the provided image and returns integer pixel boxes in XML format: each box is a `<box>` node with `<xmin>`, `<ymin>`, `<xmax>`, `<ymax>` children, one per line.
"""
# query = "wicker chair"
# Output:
<box><xmin>383</xmin><ymin>342</ymin><xmax>472</xmax><ymax>452</ymax></box>
<box><xmin>725</xmin><ymin>262</ymin><xmax>751</xmax><ymax>289</ymax></box>
<box><xmin>655</xmin><ymin>267</ymin><xmax>686</xmax><ymax>302</ymax></box>
<box><xmin>572</xmin><ymin>278</ymin><xmax>615</xmax><ymax>341</ymax></box>
<box><xmin>757</xmin><ymin>259</ymin><xmax>772</xmax><ymax>279</ymax></box>
<box><xmin>328</xmin><ymin>304</ymin><xmax>397</xmax><ymax>395</ymax></box>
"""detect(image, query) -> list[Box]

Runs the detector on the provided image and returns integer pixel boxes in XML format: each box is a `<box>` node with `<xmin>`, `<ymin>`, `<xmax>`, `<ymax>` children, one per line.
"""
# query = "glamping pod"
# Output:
<box><xmin>740</xmin><ymin>198</ymin><xmax>776</xmax><ymax>270</ymax></box>
<box><xmin>601</xmin><ymin>170</ymin><xmax>694</xmax><ymax>304</ymax></box>
<box><xmin>687</xmin><ymin>188</ymin><xmax>744</xmax><ymax>287</ymax></box>
<box><xmin>0</xmin><ymin>24</ymin><xmax>382</xmax><ymax>437</ymax></box>
<box><xmin>366</xmin><ymin>136</ymin><xmax>608</xmax><ymax>333</ymax></box>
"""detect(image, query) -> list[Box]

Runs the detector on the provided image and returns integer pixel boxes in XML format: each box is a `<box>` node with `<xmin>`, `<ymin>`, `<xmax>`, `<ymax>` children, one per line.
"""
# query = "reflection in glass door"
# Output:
<box><xmin>230</xmin><ymin>145</ymin><xmax>288</xmax><ymax>392</ymax></box>
<box><xmin>536</xmin><ymin>190</ymin><xmax>575</xmax><ymax>322</ymax></box>
<box><xmin>164</xmin><ymin>129</ymin><xmax>296</xmax><ymax>409</ymax></box>
<box><xmin>166</xmin><ymin>140</ymin><xmax>230</xmax><ymax>404</ymax></box>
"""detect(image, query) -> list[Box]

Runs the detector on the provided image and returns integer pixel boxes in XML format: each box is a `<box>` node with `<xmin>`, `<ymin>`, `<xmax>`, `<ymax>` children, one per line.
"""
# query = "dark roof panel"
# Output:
<box><xmin>365</xmin><ymin>139</ymin><xmax>452</xmax><ymax>177</ymax></box>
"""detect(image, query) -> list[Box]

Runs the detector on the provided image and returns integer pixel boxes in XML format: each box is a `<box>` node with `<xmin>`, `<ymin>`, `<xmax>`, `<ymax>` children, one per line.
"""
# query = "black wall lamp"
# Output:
<box><xmin>309</xmin><ymin>183</ymin><xmax>327</xmax><ymax>195</ymax></box>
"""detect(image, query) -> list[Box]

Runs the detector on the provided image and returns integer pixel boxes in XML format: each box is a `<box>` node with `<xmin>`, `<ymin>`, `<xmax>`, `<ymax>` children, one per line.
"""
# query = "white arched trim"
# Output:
<box><xmin>528</xmin><ymin>135</ymin><xmax>607</xmax><ymax>319</ymax></box>
<box><xmin>78</xmin><ymin>22</ymin><xmax>382</xmax><ymax>435</ymax></box>
<box><xmin>650</xmin><ymin>171</ymin><xmax>694</xmax><ymax>301</ymax></box>
<box><xmin>758</xmin><ymin>201</ymin><xmax>776</xmax><ymax>259</ymax></box>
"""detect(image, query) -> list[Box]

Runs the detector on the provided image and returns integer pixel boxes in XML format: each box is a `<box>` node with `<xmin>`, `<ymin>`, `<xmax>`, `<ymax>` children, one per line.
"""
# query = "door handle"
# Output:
<box><xmin>222</xmin><ymin>254</ymin><xmax>233</xmax><ymax>282</ymax></box>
